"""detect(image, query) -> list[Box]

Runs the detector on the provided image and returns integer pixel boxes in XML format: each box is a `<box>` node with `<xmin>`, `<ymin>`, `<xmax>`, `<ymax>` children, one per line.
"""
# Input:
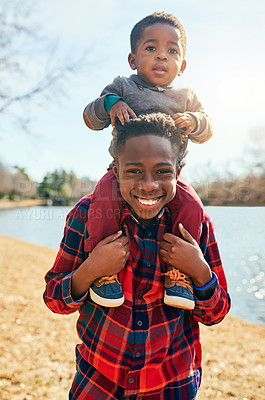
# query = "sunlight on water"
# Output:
<box><xmin>206</xmin><ymin>206</ymin><xmax>265</xmax><ymax>326</ymax></box>
<box><xmin>0</xmin><ymin>205</ymin><xmax>265</xmax><ymax>325</ymax></box>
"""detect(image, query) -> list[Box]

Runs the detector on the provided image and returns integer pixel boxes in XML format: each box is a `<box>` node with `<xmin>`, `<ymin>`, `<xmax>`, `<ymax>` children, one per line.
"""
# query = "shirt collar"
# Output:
<box><xmin>120</xmin><ymin>200</ymin><xmax>171</xmax><ymax>227</ymax></box>
<box><xmin>130</xmin><ymin>74</ymin><xmax>174</xmax><ymax>91</ymax></box>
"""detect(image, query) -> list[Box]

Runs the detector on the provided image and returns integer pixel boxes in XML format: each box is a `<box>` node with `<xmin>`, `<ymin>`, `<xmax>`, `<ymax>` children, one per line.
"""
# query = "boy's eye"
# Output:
<box><xmin>145</xmin><ymin>45</ymin><xmax>156</xmax><ymax>51</ymax></box>
<box><xmin>157</xmin><ymin>169</ymin><xmax>173</xmax><ymax>175</ymax></box>
<box><xmin>126</xmin><ymin>169</ymin><xmax>141</xmax><ymax>174</ymax></box>
<box><xmin>168</xmin><ymin>48</ymin><xmax>178</xmax><ymax>54</ymax></box>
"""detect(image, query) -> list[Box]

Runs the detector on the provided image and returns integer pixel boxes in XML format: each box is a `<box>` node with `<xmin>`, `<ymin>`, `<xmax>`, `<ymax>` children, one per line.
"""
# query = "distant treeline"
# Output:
<box><xmin>1</xmin><ymin>162</ymin><xmax>265</xmax><ymax>206</ymax></box>
<box><xmin>194</xmin><ymin>173</ymin><xmax>265</xmax><ymax>206</ymax></box>
<box><xmin>0</xmin><ymin>164</ymin><xmax>97</xmax><ymax>205</ymax></box>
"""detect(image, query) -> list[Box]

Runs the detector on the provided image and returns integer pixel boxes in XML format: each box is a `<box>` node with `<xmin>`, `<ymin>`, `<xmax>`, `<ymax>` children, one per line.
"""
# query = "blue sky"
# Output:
<box><xmin>1</xmin><ymin>0</ymin><xmax>265</xmax><ymax>185</ymax></box>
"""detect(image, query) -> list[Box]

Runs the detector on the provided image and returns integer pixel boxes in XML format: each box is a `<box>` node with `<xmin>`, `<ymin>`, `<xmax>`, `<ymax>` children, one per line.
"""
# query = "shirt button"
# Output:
<box><xmin>146</xmin><ymin>261</ymin><xmax>151</xmax><ymax>267</ymax></box>
<box><xmin>129</xmin><ymin>377</ymin><xmax>134</xmax><ymax>384</ymax></box>
<box><xmin>147</xmin><ymin>231</ymin><xmax>152</xmax><ymax>237</ymax></box>
<box><xmin>137</xmin><ymin>320</ymin><xmax>143</xmax><ymax>327</ymax></box>
<box><xmin>135</xmin><ymin>352</ymin><xmax>141</xmax><ymax>357</ymax></box>
<box><xmin>139</xmin><ymin>290</ymin><xmax>144</xmax><ymax>296</ymax></box>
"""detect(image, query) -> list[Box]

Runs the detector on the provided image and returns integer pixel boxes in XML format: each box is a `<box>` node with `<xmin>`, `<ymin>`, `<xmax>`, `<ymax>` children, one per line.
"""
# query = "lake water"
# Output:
<box><xmin>0</xmin><ymin>206</ymin><xmax>264</xmax><ymax>326</ymax></box>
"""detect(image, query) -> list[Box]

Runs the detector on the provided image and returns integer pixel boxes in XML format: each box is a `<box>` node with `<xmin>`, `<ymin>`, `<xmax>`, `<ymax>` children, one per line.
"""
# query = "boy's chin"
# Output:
<box><xmin>132</xmin><ymin>207</ymin><xmax>162</xmax><ymax>222</ymax></box>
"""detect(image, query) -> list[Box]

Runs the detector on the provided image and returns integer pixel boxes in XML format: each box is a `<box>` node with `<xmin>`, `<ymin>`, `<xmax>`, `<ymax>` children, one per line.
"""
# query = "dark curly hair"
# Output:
<box><xmin>114</xmin><ymin>112</ymin><xmax>188</xmax><ymax>167</ymax></box>
<box><xmin>130</xmin><ymin>12</ymin><xmax>187</xmax><ymax>56</ymax></box>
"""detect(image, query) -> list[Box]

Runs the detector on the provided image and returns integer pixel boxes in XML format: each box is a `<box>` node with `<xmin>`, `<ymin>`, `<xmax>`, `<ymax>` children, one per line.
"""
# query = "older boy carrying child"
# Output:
<box><xmin>83</xmin><ymin>12</ymin><xmax>213</xmax><ymax>310</ymax></box>
<box><xmin>44</xmin><ymin>113</ymin><xmax>230</xmax><ymax>399</ymax></box>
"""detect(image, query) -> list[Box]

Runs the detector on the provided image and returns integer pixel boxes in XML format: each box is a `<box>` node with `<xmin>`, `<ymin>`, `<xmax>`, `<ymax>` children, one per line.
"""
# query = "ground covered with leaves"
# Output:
<box><xmin>0</xmin><ymin>235</ymin><xmax>264</xmax><ymax>400</ymax></box>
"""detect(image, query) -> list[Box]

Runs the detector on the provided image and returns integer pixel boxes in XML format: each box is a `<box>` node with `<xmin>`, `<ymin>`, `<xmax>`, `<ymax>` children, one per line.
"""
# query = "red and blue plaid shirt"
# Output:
<box><xmin>44</xmin><ymin>194</ymin><xmax>230</xmax><ymax>397</ymax></box>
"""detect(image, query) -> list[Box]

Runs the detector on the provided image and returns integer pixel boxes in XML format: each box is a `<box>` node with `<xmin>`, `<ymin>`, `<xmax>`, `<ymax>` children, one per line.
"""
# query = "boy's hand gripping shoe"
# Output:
<box><xmin>163</xmin><ymin>267</ymin><xmax>195</xmax><ymax>309</ymax></box>
<box><xmin>90</xmin><ymin>274</ymin><xmax>124</xmax><ymax>307</ymax></box>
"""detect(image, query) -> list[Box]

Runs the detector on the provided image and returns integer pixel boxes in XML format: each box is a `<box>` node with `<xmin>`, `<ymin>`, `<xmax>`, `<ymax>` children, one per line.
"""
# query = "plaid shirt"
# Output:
<box><xmin>44</xmin><ymin>194</ymin><xmax>230</xmax><ymax>397</ymax></box>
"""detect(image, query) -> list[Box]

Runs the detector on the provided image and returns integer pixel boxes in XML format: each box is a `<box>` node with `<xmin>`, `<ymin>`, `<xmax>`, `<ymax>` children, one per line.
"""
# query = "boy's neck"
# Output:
<box><xmin>131</xmin><ymin>74</ymin><xmax>174</xmax><ymax>89</ymax></box>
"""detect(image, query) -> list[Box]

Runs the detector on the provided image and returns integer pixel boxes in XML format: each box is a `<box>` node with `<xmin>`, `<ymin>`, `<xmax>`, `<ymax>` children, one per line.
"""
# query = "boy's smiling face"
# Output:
<box><xmin>113</xmin><ymin>134</ymin><xmax>180</xmax><ymax>225</ymax></box>
<box><xmin>128</xmin><ymin>22</ymin><xmax>186</xmax><ymax>87</ymax></box>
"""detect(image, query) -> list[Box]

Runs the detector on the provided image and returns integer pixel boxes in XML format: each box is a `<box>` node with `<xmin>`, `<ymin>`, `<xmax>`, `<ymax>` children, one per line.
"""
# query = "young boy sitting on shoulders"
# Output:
<box><xmin>83</xmin><ymin>12</ymin><xmax>213</xmax><ymax>310</ymax></box>
<box><xmin>44</xmin><ymin>113</ymin><xmax>230</xmax><ymax>400</ymax></box>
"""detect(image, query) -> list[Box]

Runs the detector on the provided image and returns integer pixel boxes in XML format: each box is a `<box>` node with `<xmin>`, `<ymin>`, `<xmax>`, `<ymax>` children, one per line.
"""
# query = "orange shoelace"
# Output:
<box><xmin>162</xmin><ymin>268</ymin><xmax>191</xmax><ymax>284</ymax></box>
<box><xmin>99</xmin><ymin>274</ymin><xmax>119</xmax><ymax>283</ymax></box>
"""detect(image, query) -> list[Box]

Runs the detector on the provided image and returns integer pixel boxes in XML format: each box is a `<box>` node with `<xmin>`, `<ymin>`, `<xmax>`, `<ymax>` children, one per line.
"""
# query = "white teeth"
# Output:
<box><xmin>137</xmin><ymin>198</ymin><xmax>159</xmax><ymax>206</ymax></box>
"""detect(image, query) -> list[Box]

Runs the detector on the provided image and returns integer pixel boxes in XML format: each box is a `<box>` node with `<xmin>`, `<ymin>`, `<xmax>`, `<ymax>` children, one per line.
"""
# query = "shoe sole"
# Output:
<box><xmin>90</xmin><ymin>288</ymin><xmax>124</xmax><ymax>307</ymax></box>
<box><xmin>164</xmin><ymin>293</ymin><xmax>195</xmax><ymax>310</ymax></box>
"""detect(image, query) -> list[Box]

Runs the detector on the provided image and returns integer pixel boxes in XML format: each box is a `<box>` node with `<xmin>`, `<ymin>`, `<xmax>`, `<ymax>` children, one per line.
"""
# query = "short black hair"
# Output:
<box><xmin>114</xmin><ymin>112</ymin><xmax>188</xmax><ymax>166</ymax></box>
<box><xmin>130</xmin><ymin>12</ymin><xmax>187</xmax><ymax>56</ymax></box>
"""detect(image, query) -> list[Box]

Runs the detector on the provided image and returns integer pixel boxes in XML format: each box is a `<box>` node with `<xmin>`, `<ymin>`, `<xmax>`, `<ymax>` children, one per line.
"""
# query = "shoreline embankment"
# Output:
<box><xmin>0</xmin><ymin>199</ymin><xmax>48</xmax><ymax>210</ymax></box>
<box><xmin>0</xmin><ymin>234</ymin><xmax>264</xmax><ymax>399</ymax></box>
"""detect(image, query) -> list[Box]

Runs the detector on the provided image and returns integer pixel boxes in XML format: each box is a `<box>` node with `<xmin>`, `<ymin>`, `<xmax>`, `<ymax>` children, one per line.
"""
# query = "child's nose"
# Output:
<box><xmin>155</xmin><ymin>50</ymin><xmax>168</xmax><ymax>61</ymax></box>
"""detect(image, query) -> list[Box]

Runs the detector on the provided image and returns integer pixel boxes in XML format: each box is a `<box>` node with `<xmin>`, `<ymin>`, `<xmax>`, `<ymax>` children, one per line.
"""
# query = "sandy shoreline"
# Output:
<box><xmin>0</xmin><ymin>199</ymin><xmax>47</xmax><ymax>210</ymax></box>
<box><xmin>0</xmin><ymin>234</ymin><xmax>264</xmax><ymax>400</ymax></box>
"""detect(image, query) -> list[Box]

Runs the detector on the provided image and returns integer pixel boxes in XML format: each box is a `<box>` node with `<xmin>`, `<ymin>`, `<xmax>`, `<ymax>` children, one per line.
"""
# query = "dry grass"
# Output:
<box><xmin>0</xmin><ymin>234</ymin><xmax>264</xmax><ymax>400</ymax></box>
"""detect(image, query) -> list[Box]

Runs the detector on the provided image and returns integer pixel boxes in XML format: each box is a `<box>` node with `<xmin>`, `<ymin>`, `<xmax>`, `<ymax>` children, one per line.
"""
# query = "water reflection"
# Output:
<box><xmin>0</xmin><ymin>205</ymin><xmax>264</xmax><ymax>325</ymax></box>
<box><xmin>228</xmin><ymin>255</ymin><xmax>265</xmax><ymax>325</ymax></box>
<box><xmin>206</xmin><ymin>206</ymin><xmax>265</xmax><ymax>326</ymax></box>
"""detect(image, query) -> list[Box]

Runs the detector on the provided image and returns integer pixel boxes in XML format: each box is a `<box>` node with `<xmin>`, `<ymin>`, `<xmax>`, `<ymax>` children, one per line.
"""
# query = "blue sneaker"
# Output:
<box><xmin>89</xmin><ymin>274</ymin><xmax>124</xmax><ymax>307</ymax></box>
<box><xmin>164</xmin><ymin>268</ymin><xmax>195</xmax><ymax>310</ymax></box>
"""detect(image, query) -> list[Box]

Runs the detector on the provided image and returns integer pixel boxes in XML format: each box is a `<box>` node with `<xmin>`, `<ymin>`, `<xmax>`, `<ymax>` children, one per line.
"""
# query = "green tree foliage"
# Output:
<box><xmin>38</xmin><ymin>170</ymin><xmax>78</xmax><ymax>199</ymax></box>
<box><xmin>38</xmin><ymin>169</ymin><xmax>96</xmax><ymax>204</ymax></box>
<box><xmin>0</xmin><ymin>164</ymin><xmax>96</xmax><ymax>203</ymax></box>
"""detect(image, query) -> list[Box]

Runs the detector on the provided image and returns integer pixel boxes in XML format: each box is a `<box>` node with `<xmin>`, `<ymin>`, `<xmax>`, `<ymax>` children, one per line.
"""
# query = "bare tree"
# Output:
<box><xmin>0</xmin><ymin>163</ymin><xmax>14</xmax><ymax>195</ymax></box>
<box><xmin>246</xmin><ymin>126</ymin><xmax>265</xmax><ymax>175</ymax></box>
<box><xmin>0</xmin><ymin>0</ymin><xmax>86</xmax><ymax>130</ymax></box>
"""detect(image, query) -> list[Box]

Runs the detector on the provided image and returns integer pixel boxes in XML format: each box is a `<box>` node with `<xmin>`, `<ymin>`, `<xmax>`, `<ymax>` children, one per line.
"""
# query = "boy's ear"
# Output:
<box><xmin>128</xmin><ymin>53</ymin><xmax>137</xmax><ymax>70</ymax></box>
<box><xmin>112</xmin><ymin>161</ymin><xmax>119</xmax><ymax>182</ymax></box>
<box><xmin>178</xmin><ymin>59</ymin><xmax>187</xmax><ymax>76</ymax></box>
<box><xmin>176</xmin><ymin>165</ymin><xmax>182</xmax><ymax>178</ymax></box>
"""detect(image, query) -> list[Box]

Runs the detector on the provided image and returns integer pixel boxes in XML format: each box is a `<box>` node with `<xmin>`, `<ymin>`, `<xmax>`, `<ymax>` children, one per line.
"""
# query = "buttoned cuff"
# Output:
<box><xmin>61</xmin><ymin>272</ymin><xmax>88</xmax><ymax>307</ymax></box>
<box><xmin>193</xmin><ymin>272</ymin><xmax>218</xmax><ymax>301</ymax></box>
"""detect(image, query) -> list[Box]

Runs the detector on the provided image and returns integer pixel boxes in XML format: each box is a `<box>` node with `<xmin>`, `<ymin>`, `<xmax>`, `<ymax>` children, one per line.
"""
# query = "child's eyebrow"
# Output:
<box><xmin>143</xmin><ymin>38</ymin><xmax>158</xmax><ymax>45</ymax></box>
<box><xmin>168</xmin><ymin>41</ymin><xmax>180</xmax><ymax>47</ymax></box>
<box><xmin>143</xmin><ymin>39</ymin><xmax>179</xmax><ymax>48</ymax></box>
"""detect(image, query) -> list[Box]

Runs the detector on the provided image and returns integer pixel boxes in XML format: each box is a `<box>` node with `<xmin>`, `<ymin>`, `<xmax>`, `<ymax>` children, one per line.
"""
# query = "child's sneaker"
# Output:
<box><xmin>163</xmin><ymin>267</ymin><xmax>195</xmax><ymax>309</ymax></box>
<box><xmin>89</xmin><ymin>274</ymin><xmax>124</xmax><ymax>307</ymax></box>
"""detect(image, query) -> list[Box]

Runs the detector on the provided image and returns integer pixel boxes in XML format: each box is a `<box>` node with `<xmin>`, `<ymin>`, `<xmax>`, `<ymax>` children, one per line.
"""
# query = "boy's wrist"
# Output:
<box><xmin>191</xmin><ymin>262</ymin><xmax>212</xmax><ymax>288</ymax></box>
<box><xmin>104</xmin><ymin>95</ymin><xmax>124</xmax><ymax>113</ymax></box>
<box><xmin>71</xmin><ymin>257</ymin><xmax>101</xmax><ymax>299</ymax></box>
<box><xmin>193</xmin><ymin>272</ymin><xmax>218</xmax><ymax>300</ymax></box>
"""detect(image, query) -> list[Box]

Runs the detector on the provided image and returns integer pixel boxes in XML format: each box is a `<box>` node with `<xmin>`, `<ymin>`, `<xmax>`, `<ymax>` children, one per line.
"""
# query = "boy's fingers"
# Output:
<box><xmin>110</xmin><ymin>114</ymin><xmax>116</xmax><ymax>127</ymax></box>
<box><xmin>117</xmin><ymin>112</ymin><xmax>125</xmax><ymax>125</ymax></box>
<box><xmin>162</xmin><ymin>232</ymin><xmax>176</xmax><ymax>243</ymax></box>
<box><xmin>178</xmin><ymin>223</ymin><xmax>196</xmax><ymax>244</ymax></box>
<box><xmin>184</xmin><ymin>127</ymin><xmax>193</xmax><ymax>135</ymax></box>
<box><xmin>160</xmin><ymin>241</ymin><xmax>171</xmax><ymax>252</ymax></box>
<box><xmin>172</xmin><ymin>116</ymin><xmax>181</xmax><ymax>123</ymax></box>
<box><xmin>182</xmin><ymin>130</ymin><xmax>190</xmax><ymax>137</ymax></box>
<box><xmin>123</xmin><ymin>109</ymin><xmax>130</xmax><ymax>122</ymax></box>
<box><xmin>128</xmin><ymin>108</ymin><xmax>136</xmax><ymax>119</ymax></box>
<box><xmin>101</xmin><ymin>231</ymin><xmax>123</xmax><ymax>244</ymax></box>
<box><xmin>159</xmin><ymin>249</ymin><xmax>168</xmax><ymax>260</ymax></box>
<box><xmin>176</xmin><ymin>121</ymin><xmax>186</xmax><ymax>128</ymax></box>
